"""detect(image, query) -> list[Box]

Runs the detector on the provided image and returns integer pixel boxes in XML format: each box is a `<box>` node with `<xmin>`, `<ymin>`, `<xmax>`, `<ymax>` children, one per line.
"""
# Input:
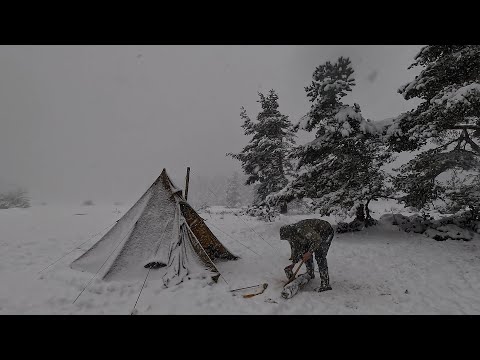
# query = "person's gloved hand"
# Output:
<box><xmin>302</xmin><ymin>251</ymin><xmax>312</xmax><ymax>262</ymax></box>
<box><xmin>284</xmin><ymin>264</ymin><xmax>294</xmax><ymax>280</ymax></box>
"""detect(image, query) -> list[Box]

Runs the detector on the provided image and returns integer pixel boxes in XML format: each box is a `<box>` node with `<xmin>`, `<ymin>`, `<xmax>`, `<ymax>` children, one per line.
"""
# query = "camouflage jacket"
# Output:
<box><xmin>280</xmin><ymin>219</ymin><xmax>333</xmax><ymax>261</ymax></box>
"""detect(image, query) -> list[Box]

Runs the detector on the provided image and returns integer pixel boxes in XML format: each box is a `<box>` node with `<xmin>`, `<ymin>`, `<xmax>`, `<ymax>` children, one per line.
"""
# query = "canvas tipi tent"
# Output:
<box><xmin>71</xmin><ymin>169</ymin><xmax>238</xmax><ymax>286</ymax></box>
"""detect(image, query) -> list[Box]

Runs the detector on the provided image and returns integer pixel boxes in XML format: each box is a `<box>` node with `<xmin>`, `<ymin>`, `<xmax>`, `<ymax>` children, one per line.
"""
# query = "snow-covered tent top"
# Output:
<box><xmin>71</xmin><ymin>169</ymin><xmax>238</xmax><ymax>286</ymax></box>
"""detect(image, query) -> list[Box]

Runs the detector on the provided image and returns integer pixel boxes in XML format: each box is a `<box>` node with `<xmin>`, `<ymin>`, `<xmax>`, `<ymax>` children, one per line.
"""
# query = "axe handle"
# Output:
<box><xmin>284</xmin><ymin>259</ymin><xmax>305</xmax><ymax>287</ymax></box>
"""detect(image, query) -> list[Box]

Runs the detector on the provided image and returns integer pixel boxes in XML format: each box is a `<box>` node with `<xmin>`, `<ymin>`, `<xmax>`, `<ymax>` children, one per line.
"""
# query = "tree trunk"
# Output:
<box><xmin>471</xmin><ymin>206</ymin><xmax>478</xmax><ymax>221</ymax></box>
<box><xmin>355</xmin><ymin>203</ymin><xmax>365</xmax><ymax>222</ymax></box>
<box><xmin>364</xmin><ymin>200</ymin><xmax>376</xmax><ymax>227</ymax></box>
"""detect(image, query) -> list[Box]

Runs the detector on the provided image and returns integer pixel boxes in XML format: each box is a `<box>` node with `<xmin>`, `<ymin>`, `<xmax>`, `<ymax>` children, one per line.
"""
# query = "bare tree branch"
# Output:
<box><xmin>463</xmin><ymin>130</ymin><xmax>480</xmax><ymax>154</ymax></box>
<box><xmin>451</xmin><ymin>125</ymin><xmax>480</xmax><ymax>131</ymax></box>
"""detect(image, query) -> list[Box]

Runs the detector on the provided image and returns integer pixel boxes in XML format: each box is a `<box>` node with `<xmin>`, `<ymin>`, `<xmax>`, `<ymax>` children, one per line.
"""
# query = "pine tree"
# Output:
<box><xmin>386</xmin><ymin>45</ymin><xmax>480</xmax><ymax>214</ymax></box>
<box><xmin>268</xmin><ymin>57</ymin><xmax>392</xmax><ymax>223</ymax></box>
<box><xmin>225</xmin><ymin>172</ymin><xmax>241</xmax><ymax>208</ymax></box>
<box><xmin>227</xmin><ymin>90</ymin><xmax>296</xmax><ymax>207</ymax></box>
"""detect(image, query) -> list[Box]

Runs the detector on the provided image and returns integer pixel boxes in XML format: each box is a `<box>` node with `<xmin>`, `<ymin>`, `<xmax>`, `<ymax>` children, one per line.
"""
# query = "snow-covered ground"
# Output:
<box><xmin>1</xmin><ymin>202</ymin><xmax>480</xmax><ymax>314</ymax></box>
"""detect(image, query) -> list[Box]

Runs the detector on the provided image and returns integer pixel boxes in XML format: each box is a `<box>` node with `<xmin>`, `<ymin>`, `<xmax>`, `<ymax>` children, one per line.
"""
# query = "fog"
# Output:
<box><xmin>0</xmin><ymin>45</ymin><xmax>422</xmax><ymax>204</ymax></box>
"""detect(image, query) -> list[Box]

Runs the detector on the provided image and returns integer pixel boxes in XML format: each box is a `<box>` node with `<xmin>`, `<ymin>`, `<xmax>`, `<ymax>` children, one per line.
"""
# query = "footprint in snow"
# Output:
<box><xmin>265</xmin><ymin>298</ymin><xmax>278</xmax><ymax>304</ymax></box>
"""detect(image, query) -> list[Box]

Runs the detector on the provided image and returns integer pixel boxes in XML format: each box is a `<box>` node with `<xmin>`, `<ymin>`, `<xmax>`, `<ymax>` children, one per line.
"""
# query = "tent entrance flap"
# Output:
<box><xmin>144</xmin><ymin>262</ymin><xmax>167</xmax><ymax>269</ymax></box>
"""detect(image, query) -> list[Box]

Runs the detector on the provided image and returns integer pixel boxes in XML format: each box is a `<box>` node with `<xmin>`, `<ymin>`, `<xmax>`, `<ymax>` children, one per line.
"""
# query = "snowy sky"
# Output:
<box><xmin>0</xmin><ymin>45</ymin><xmax>423</xmax><ymax>204</ymax></box>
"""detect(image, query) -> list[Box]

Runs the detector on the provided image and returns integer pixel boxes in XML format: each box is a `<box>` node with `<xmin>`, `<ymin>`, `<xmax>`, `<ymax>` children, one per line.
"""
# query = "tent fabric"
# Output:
<box><xmin>180</xmin><ymin>201</ymin><xmax>238</xmax><ymax>261</ymax></box>
<box><xmin>70</xmin><ymin>169</ymin><xmax>238</xmax><ymax>285</ymax></box>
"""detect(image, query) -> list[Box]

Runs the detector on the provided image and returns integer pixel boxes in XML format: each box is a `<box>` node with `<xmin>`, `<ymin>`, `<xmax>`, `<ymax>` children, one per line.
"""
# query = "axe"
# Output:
<box><xmin>284</xmin><ymin>258</ymin><xmax>305</xmax><ymax>287</ymax></box>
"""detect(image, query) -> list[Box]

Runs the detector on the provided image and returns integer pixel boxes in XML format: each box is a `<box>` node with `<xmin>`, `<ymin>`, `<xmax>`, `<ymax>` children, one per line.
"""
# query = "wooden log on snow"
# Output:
<box><xmin>281</xmin><ymin>274</ymin><xmax>311</xmax><ymax>299</ymax></box>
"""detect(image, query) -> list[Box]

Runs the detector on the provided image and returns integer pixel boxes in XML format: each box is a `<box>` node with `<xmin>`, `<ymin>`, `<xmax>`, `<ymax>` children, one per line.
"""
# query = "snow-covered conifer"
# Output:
<box><xmin>225</xmin><ymin>172</ymin><xmax>241</xmax><ymax>208</ymax></box>
<box><xmin>269</xmin><ymin>57</ymin><xmax>392</xmax><ymax>224</ymax></box>
<box><xmin>386</xmin><ymin>45</ymin><xmax>480</xmax><ymax>213</ymax></box>
<box><xmin>227</xmin><ymin>90</ymin><xmax>296</xmax><ymax>207</ymax></box>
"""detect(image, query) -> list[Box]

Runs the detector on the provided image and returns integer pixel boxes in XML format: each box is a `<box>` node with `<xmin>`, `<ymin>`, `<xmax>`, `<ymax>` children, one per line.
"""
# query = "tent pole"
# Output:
<box><xmin>185</xmin><ymin>167</ymin><xmax>190</xmax><ymax>200</ymax></box>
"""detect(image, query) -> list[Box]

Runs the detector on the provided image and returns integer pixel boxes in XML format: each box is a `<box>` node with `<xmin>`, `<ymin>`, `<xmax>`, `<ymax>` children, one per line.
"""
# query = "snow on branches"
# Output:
<box><xmin>386</xmin><ymin>45</ymin><xmax>480</xmax><ymax>214</ymax></box>
<box><xmin>268</xmin><ymin>57</ymin><xmax>392</xmax><ymax>221</ymax></box>
<box><xmin>227</xmin><ymin>90</ymin><xmax>296</xmax><ymax>205</ymax></box>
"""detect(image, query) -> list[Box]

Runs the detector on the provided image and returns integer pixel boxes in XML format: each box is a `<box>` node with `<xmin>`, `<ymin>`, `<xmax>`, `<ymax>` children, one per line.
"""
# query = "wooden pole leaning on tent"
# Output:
<box><xmin>185</xmin><ymin>167</ymin><xmax>190</xmax><ymax>201</ymax></box>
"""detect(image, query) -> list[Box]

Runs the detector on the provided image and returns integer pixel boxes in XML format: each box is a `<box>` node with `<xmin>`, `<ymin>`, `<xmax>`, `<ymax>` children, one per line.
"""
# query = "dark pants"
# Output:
<box><xmin>305</xmin><ymin>250</ymin><xmax>330</xmax><ymax>289</ymax></box>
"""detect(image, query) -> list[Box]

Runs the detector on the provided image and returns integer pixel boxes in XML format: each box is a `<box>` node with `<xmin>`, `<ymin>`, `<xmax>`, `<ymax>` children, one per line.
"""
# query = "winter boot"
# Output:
<box><xmin>314</xmin><ymin>285</ymin><xmax>332</xmax><ymax>292</ymax></box>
